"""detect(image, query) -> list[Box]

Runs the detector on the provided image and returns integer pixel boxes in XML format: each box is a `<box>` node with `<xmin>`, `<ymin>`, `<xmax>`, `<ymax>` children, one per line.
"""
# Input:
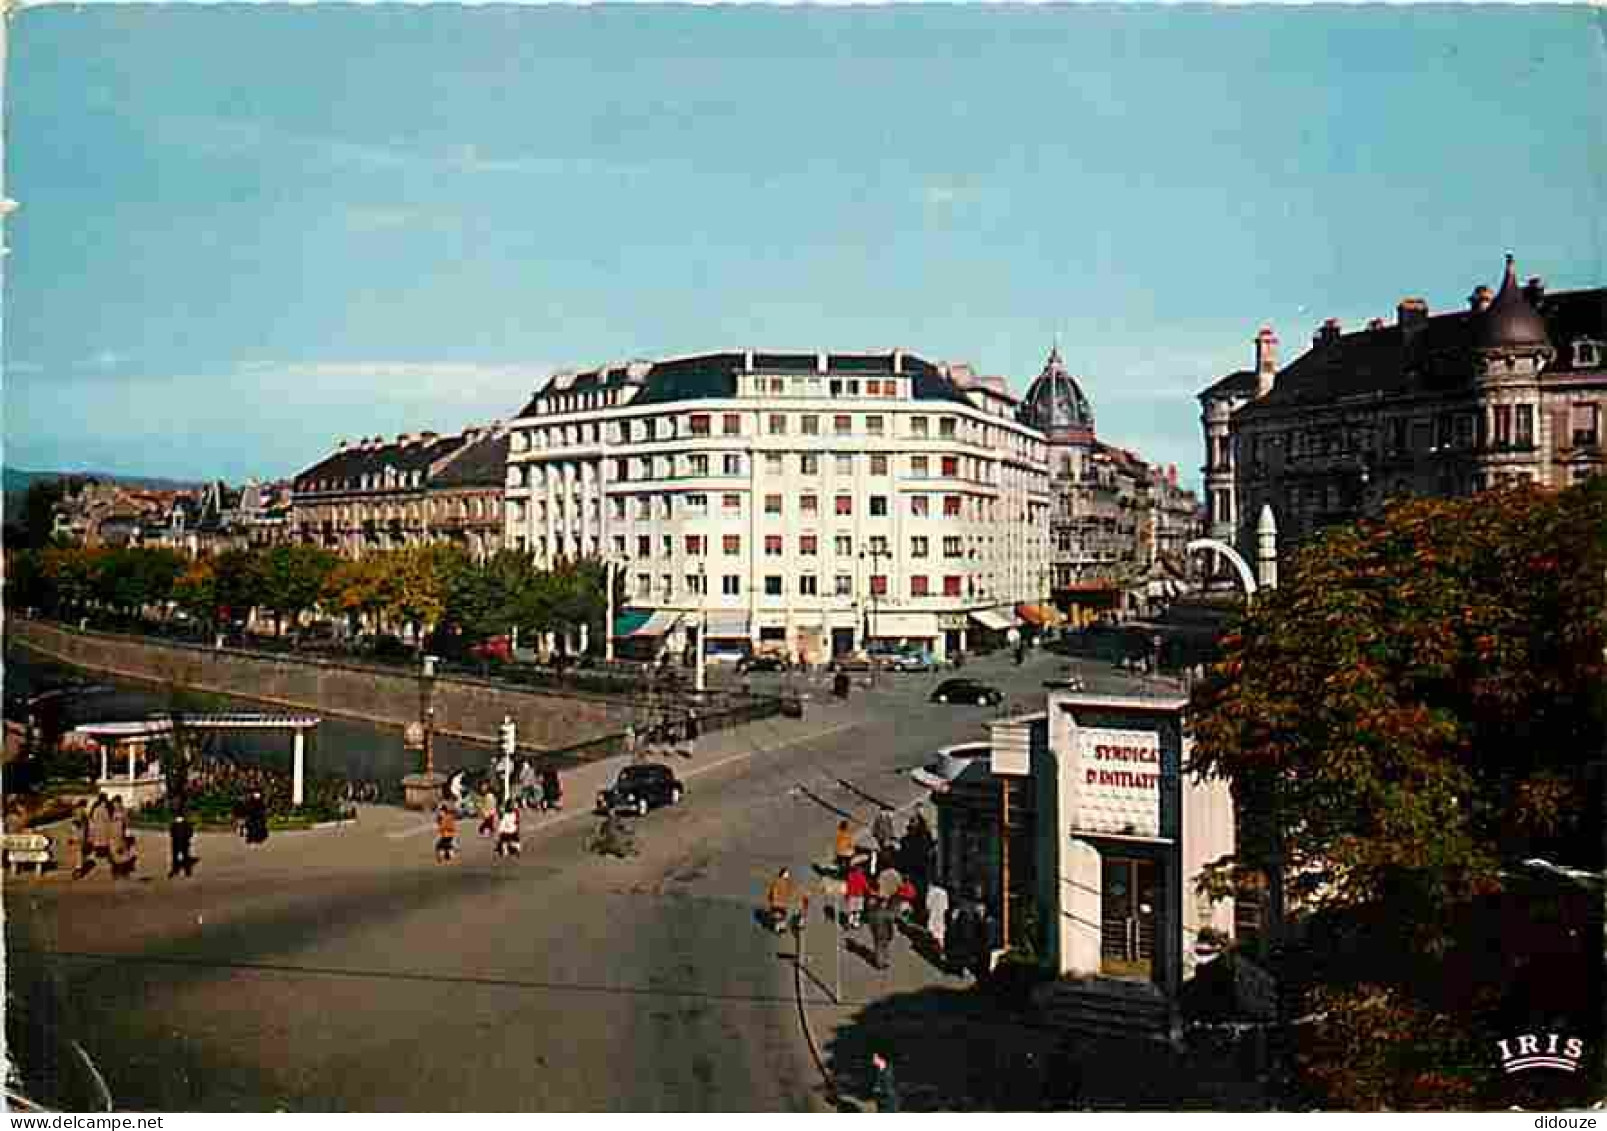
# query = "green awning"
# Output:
<box><xmin>612</xmin><ymin>610</ymin><xmax>652</xmax><ymax>637</ymax></box>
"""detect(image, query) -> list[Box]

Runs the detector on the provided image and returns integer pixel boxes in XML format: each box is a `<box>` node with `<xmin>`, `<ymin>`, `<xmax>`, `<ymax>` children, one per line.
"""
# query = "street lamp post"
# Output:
<box><xmin>695</xmin><ymin>558</ymin><xmax>708</xmax><ymax>693</ymax></box>
<box><xmin>604</xmin><ymin>557</ymin><xmax>630</xmax><ymax>664</ymax></box>
<box><xmin>400</xmin><ymin>653</ymin><xmax>444</xmax><ymax>810</ymax></box>
<box><xmin>859</xmin><ymin>544</ymin><xmax>890</xmax><ymax>686</ymax></box>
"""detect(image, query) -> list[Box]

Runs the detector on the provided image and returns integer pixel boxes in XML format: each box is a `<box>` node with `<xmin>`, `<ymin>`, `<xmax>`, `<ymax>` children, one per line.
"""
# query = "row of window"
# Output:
<box><xmin>302</xmin><ymin>467</ymin><xmax>426</xmax><ymax>495</ymax></box>
<box><xmin>627</xmin><ymin>572</ymin><xmax>973</xmax><ymax>599</ymax></box>
<box><xmin>512</xmin><ymin>410</ymin><xmax>1045</xmax><ymax>461</ymax></box>
<box><xmin>617</xmin><ymin>532</ymin><xmax>978</xmax><ymax>560</ymax></box>
<box><xmin>302</xmin><ymin>495</ymin><xmax>496</xmax><ymax>524</ymax></box>
<box><xmin>582</xmin><ymin>491</ymin><xmax>991</xmax><ymax>522</ymax></box>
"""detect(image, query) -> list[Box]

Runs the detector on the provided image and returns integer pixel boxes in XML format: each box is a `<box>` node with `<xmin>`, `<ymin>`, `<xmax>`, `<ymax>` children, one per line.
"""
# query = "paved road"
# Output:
<box><xmin>5</xmin><ymin>649</ymin><xmax>1163</xmax><ymax>1111</ymax></box>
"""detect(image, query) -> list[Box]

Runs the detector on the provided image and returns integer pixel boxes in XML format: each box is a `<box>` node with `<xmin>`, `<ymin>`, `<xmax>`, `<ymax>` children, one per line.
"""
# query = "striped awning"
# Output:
<box><xmin>614</xmin><ymin>610</ymin><xmax>681</xmax><ymax>637</ymax></box>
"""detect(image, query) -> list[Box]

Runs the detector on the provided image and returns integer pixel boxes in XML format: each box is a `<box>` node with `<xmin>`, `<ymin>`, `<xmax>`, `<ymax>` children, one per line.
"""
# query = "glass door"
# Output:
<box><xmin>1100</xmin><ymin>856</ymin><xmax>1156</xmax><ymax>979</ymax></box>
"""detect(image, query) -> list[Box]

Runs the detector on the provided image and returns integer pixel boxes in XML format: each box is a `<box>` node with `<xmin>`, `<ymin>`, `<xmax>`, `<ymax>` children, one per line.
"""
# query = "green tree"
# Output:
<box><xmin>321</xmin><ymin>556</ymin><xmax>385</xmax><ymax>638</ymax></box>
<box><xmin>257</xmin><ymin>544</ymin><xmax>338</xmax><ymax>640</ymax></box>
<box><xmin>171</xmin><ymin>556</ymin><xmax>219</xmax><ymax>631</ymax></box>
<box><xmin>213</xmin><ymin>547</ymin><xmax>265</xmax><ymax>627</ymax></box>
<box><xmin>378</xmin><ymin>545</ymin><xmax>451</xmax><ymax>649</ymax></box>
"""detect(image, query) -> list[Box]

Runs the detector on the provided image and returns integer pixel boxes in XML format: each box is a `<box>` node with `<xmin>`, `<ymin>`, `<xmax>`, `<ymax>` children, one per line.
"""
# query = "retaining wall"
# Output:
<box><xmin>7</xmin><ymin>618</ymin><xmax>636</xmax><ymax>752</ymax></box>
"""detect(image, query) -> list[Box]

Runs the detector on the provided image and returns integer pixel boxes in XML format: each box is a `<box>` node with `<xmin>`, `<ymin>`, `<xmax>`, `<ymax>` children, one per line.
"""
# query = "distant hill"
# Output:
<box><xmin>3</xmin><ymin>467</ymin><xmax>205</xmax><ymax>495</ymax></box>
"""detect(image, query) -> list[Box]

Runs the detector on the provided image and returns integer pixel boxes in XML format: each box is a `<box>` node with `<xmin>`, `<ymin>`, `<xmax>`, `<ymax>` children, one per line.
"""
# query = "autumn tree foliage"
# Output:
<box><xmin>1189</xmin><ymin>479</ymin><xmax>1606</xmax><ymax>1108</ymax></box>
<box><xmin>1191</xmin><ymin>479</ymin><xmax>1606</xmax><ymax>933</ymax></box>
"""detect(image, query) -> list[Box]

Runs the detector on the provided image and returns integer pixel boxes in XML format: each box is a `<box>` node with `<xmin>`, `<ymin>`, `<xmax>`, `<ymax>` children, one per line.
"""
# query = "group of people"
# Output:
<box><xmin>433</xmin><ymin>795</ymin><xmax>523</xmax><ymax>863</ymax></box>
<box><xmin>446</xmin><ymin>760</ymin><xmax>563</xmax><ymax>820</ymax></box>
<box><xmin>820</xmin><ymin>807</ymin><xmax>993</xmax><ymax>979</ymax></box>
<box><xmin>70</xmin><ymin>793</ymin><xmax>137</xmax><ymax>879</ymax></box>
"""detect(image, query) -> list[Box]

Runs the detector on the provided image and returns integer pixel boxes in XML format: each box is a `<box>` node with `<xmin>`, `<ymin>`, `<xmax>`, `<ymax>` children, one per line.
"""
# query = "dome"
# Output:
<box><xmin>1474</xmin><ymin>255</ymin><xmax>1551</xmax><ymax>352</ymax></box>
<box><xmin>1019</xmin><ymin>345</ymin><xmax>1095</xmax><ymax>440</ymax></box>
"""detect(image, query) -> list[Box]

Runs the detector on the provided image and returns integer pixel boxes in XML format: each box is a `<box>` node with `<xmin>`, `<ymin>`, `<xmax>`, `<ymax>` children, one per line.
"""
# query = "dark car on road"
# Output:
<box><xmin>737</xmin><ymin>654</ymin><xmax>787</xmax><ymax>673</ymax></box>
<box><xmin>595</xmin><ymin>763</ymin><xmax>685</xmax><ymax>816</ymax></box>
<box><xmin>929</xmin><ymin>678</ymin><xmax>1004</xmax><ymax>706</ymax></box>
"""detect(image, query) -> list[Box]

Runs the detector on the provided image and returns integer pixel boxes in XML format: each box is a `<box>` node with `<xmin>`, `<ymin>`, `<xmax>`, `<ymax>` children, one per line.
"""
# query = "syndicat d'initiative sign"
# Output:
<box><xmin>1074</xmin><ymin>728</ymin><xmax>1162</xmax><ymax>838</ymax></box>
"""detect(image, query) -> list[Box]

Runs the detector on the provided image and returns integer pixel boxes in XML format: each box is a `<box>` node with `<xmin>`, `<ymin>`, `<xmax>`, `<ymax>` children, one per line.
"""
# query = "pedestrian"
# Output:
<box><xmin>834</xmin><ymin>819</ymin><xmax>855</xmax><ymax>877</ymax></box>
<box><xmin>477</xmin><ymin>786</ymin><xmax>498</xmax><ymax>837</ymax></box>
<box><xmin>518</xmin><ymin>760</ymin><xmax>538</xmax><ymax>808</ymax></box>
<box><xmin>434</xmin><ymin>804</ymin><xmax>458</xmax><ymax>863</ymax></box>
<box><xmin>623</xmin><ymin>723</ymin><xmax>638</xmax><ymax>760</ymax></box>
<box><xmin>870</xmin><ymin>1052</ymin><xmax>901</xmax><ymax>1113</ymax></box>
<box><xmin>946</xmin><ymin>901</ymin><xmax>976</xmax><ymax>977</ymax></box>
<box><xmin>844</xmin><ymin>862</ymin><xmax>872</xmax><ymax>929</ymax></box>
<box><xmin>87</xmin><ymin>793</ymin><xmax>112</xmax><ymax>861</ymax></box>
<box><xmin>866</xmin><ymin>897</ymin><xmax>894</xmax><ymax>970</ymax></box>
<box><xmin>872</xmin><ymin>807</ymin><xmax>896</xmax><ymax>856</ymax></box>
<box><xmin>495</xmin><ymin>802</ymin><xmax>521</xmax><ymax>859</ymax></box>
<box><xmin>69</xmin><ymin>803</ymin><xmax>93</xmax><ymax>878</ymax></box>
<box><xmin>764</xmin><ymin>867</ymin><xmax>797</xmax><ymax>933</ymax></box>
<box><xmin>541</xmin><ymin>766</ymin><xmax>562</xmax><ymax>811</ymax></box>
<box><xmin>925</xmin><ymin>881</ymin><xmax>949</xmax><ymax>958</ymax></box>
<box><xmin>243</xmin><ymin>789</ymin><xmax>270</xmax><ymax>845</ymax></box>
<box><xmin>168</xmin><ymin>812</ymin><xmax>197</xmax><ymax>878</ymax></box>
<box><xmin>685</xmin><ymin>707</ymin><xmax>700</xmax><ymax>744</ymax></box>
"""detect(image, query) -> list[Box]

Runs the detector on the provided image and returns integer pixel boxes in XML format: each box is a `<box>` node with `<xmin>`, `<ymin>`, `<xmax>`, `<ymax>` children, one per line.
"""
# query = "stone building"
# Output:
<box><xmin>429</xmin><ymin>426</ymin><xmax>510</xmax><ymax>561</ymax></box>
<box><xmin>1020</xmin><ymin>347</ymin><xmax>1203</xmax><ymax>622</ymax></box>
<box><xmin>1216</xmin><ymin>256</ymin><xmax>1606</xmax><ymax>561</ymax></box>
<box><xmin>290</xmin><ymin>425</ymin><xmax>507</xmax><ymax>559</ymax></box>
<box><xmin>503</xmin><ymin>349</ymin><xmax>1052</xmax><ymax>664</ymax></box>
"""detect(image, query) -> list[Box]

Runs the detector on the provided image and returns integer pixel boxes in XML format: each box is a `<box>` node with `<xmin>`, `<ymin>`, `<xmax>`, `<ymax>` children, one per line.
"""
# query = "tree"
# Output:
<box><xmin>321</xmin><ymin>556</ymin><xmax>385</xmax><ymax>638</ymax></box>
<box><xmin>257</xmin><ymin>544</ymin><xmax>337</xmax><ymax>640</ymax></box>
<box><xmin>1190</xmin><ymin>481</ymin><xmax>1606</xmax><ymax>937</ymax></box>
<box><xmin>1188</xmin><ymin>480</ymin><xmax>1607</xmax><ymax>1108</ymax></box>
<box><xmin>379</xmin><ymin>546</ymin><xmax>451</xmax><ymax>649</ymax></box>
<box><xmin>213</xmin><ymin>548</ymin><xmax>265</xmax><ymax>627</ymax></box>
<box><xmin>172</xmin><ymin>556</ymin><xmax>219</xmax><ymax>631</ymax></box>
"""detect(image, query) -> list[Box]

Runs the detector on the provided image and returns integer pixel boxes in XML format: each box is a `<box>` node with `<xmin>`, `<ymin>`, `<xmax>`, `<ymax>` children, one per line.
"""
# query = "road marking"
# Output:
<box><xmin>387</xmin><ymin>718</ymin><xmax>864</xmax><ymax>841</ymax></box>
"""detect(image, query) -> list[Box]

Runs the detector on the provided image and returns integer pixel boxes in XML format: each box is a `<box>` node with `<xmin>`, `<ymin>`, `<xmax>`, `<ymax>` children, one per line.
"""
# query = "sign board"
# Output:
<box><xmin>403</xmin><ymin>721</ymin><xmax>425</xmax><ymax>750</ymax></box>
<box><xmin>1073</xmin><ymin>726</ymin><xmax>1161</xmax><ymax>837</ymax></box>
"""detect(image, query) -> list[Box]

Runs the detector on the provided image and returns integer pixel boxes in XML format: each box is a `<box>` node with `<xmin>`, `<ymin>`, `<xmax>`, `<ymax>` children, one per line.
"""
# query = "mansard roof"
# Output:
<box><xmin>515</xmin><ymin>350</ymin><xmax>971</xmax><ymax>417</ymax></box>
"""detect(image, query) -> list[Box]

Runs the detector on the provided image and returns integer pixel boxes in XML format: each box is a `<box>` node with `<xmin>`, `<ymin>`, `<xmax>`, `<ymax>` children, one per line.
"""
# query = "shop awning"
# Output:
<box><xmin>703</xmin><ymin>610</ymin><xmax>751</xmax><ymax>638</ymax></box>
<box><xmin>969</xmin><ymin>608</ymin><xmax>1015</xmax><ymax>633</ymax></box>
<box><xmin>865</xmin><ymin>611</ymin><xmax>940</xmax><ymax>639</ymax></box>
<box><xmin>1016</xmin><ymin>603</ymin><xmax>1064</xmax><ymax>627</ymax></box>
<box><xmin>613</xmin><ymin>610</ymin><xmax>681</xmax><ymax>637</ymax></box>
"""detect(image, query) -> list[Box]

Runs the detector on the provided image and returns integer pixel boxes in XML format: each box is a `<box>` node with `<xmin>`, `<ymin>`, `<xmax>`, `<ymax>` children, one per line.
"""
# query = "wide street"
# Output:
<box><xmin>5</xmin><ymin>647</ymin><xmax>1164</xmax><ymax>1112</ymax></box>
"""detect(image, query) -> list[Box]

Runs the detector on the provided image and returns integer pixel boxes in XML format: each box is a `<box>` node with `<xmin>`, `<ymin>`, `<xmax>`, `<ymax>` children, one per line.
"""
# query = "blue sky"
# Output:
<box><xmin>4</xmin><ymin>4</ymin><xmax>1604</xmax><ymax>492</ymax></box>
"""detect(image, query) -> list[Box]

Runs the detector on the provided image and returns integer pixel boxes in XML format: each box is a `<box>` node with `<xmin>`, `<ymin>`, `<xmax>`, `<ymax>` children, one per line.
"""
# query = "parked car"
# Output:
<box><xmin>929</xmin><ymin>678</ymin><xmax>1004</xmax><ymax>706</ymax></box>
<box><xmin>595</xmin><ymin>763</ymin><xmax>685</xmax><ymax>816</ymax></box>
<box><xmin>737</xmin><ymin>654</ymin><xmax>787</xmax><ymax>674</ymax></box>
<box><xmin>885</xmin><ymin>652</ymin><xmax>933</xmax><ymax>673</ymax></box>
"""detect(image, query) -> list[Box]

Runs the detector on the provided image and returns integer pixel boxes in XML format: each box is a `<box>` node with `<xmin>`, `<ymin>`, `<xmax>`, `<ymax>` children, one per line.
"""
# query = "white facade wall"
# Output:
<box><xmin>503</xmin><ymin>364</ymin><xmax>1051</xmax><ymax>660</ymax></box>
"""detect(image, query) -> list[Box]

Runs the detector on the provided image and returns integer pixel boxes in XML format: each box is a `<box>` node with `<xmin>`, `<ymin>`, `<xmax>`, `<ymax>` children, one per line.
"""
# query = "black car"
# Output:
<box><xmin>738</xmin><ymin>655</ymin><xmax>787</xmax><ymax>673</ymax></box>
<box><xmin>596</xmin><ymin>763</ymin><xmax>685</xmax><ymax>815</ymax></box>
<box><xmin>929</xmin><ymin>678</ymin><xmax>1003</xmax><ymax>706</ymax></box>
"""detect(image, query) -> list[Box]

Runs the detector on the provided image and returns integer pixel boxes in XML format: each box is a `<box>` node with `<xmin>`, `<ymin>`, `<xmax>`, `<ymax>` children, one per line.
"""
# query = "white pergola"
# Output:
<box><xmin>71</xmin><ymin>713</ymin><xmax>323</xmax><ymax>805</ymax></box>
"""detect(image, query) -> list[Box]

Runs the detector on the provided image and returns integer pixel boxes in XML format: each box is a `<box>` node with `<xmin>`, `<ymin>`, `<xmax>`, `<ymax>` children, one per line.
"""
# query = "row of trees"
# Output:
<box><xmin>5</xmin><ymin>542</ymin><xmax>619</xmax><ymax>658</ymax></box>
<box><xmin>1189</xmin><ymin>478</ymin><xmax>1606</xmax><ymax>1108</ymax></box>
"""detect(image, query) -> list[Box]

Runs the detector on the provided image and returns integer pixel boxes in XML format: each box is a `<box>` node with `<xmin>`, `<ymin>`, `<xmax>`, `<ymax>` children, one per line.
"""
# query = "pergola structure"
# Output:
<box><xmin>70</xmin><ymin>713</ymin><xmax>323</xmax><ymax>806</ymax></box>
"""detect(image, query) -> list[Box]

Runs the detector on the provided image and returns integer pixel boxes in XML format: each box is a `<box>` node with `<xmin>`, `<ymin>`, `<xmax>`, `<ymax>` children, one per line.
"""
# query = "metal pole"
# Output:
<box><xmin>1001</xmin><ymin>777</ymin><xmax>1011</xmax><ymax>949</ymax></box>
<box><xmin>695</xmin><ymin>561</ymin><xmax>707</xmax><ymax>693</ymax></box>
<box><xmin>292</xmin><ymin>729</ymin><xmax>305</xmax><ymax>807</ymax></box>
<box><xmin>605</xmin><ymin>560</ymin><xmax>616</xmax><ymax>664</ymax></box>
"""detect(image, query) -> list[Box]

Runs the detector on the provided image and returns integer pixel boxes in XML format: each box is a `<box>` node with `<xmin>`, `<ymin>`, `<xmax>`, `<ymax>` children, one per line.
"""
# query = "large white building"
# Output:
<box><xmin>503</xmin><ymin>350</ymin><xmax>1053</xmax><ymax>664</ymax></box>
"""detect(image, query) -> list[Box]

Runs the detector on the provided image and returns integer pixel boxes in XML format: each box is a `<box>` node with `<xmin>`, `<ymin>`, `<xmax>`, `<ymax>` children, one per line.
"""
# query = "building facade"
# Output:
<box><xmin>503</xmin><ymin>350</ymin><xmax>1052</xmax><ymax>664</ymax></box>
<box><xmin>1218</xmin><ymin>256</ymin><xmax>1606</xmax><ymax>561</ymax></box>
<box><xmin>290</xmin><ymin>425</ymin><xmax>508</xmax><ymax>559</ymax></box>
<box><xmin>1021</xmin><ymin>347</ymin><xmax>1203</xmax><ymax>622</ymax></box>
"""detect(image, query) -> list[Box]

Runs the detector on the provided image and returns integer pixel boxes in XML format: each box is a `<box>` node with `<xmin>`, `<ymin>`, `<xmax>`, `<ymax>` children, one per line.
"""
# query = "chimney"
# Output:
<box><xmin>335</xmin><ymin>439</ymin><xmax>348</xmax><ymax>452</ymax></box>
<box><xmin>419</xmin><ymin>431</ymin><xmax>440</xmax><ymax>444</ymax></box>
<box><xmin>1367</xmin><ymin>317</ymin><xmax>1385</xmax><ymax>331</ymax></box>
<box><xmin>1168</xmin><ymin>463</ymin><xmax>1178</xmax><ymax>485</ymax></box>
<box><xmin>397</xmin><ymin>433</ymin><xmax>414</xmax><ymax>447</ymax></box>
<box><xmin>1523</xmin><ymin>276</ymin><xmax>1546</xmax><ymax>306</ymax></box>
<box><xmin>1254</xmin><ymin>326</ymin><xmax>1279</xmax><ymax>398</ymax></box>
<box><xmin>1468</xmin><ymin>285</ymin><xmax>1494</xmax><ymax>312</ymax></box>
<box><xmin>1398</xmin><ymin>297</ymin><xmax>1428</xmax><ymax>328</ymax></box>
<box><xmin>893</xmin><ymin>349</ymin><xmax>904</xmax><ymax>375</ymax></box>
<box><xmin>1314</xmin><ymin>318</ymin><xmax>1342</xmax><ymax>347</ymax></box>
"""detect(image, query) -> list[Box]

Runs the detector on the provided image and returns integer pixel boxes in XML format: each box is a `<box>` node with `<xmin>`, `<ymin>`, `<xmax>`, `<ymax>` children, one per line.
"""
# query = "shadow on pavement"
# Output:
<box><xmin>823</xmin><ymin>984</ymin><xmax>1271</xmax><ymax>1112</ymax></box>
